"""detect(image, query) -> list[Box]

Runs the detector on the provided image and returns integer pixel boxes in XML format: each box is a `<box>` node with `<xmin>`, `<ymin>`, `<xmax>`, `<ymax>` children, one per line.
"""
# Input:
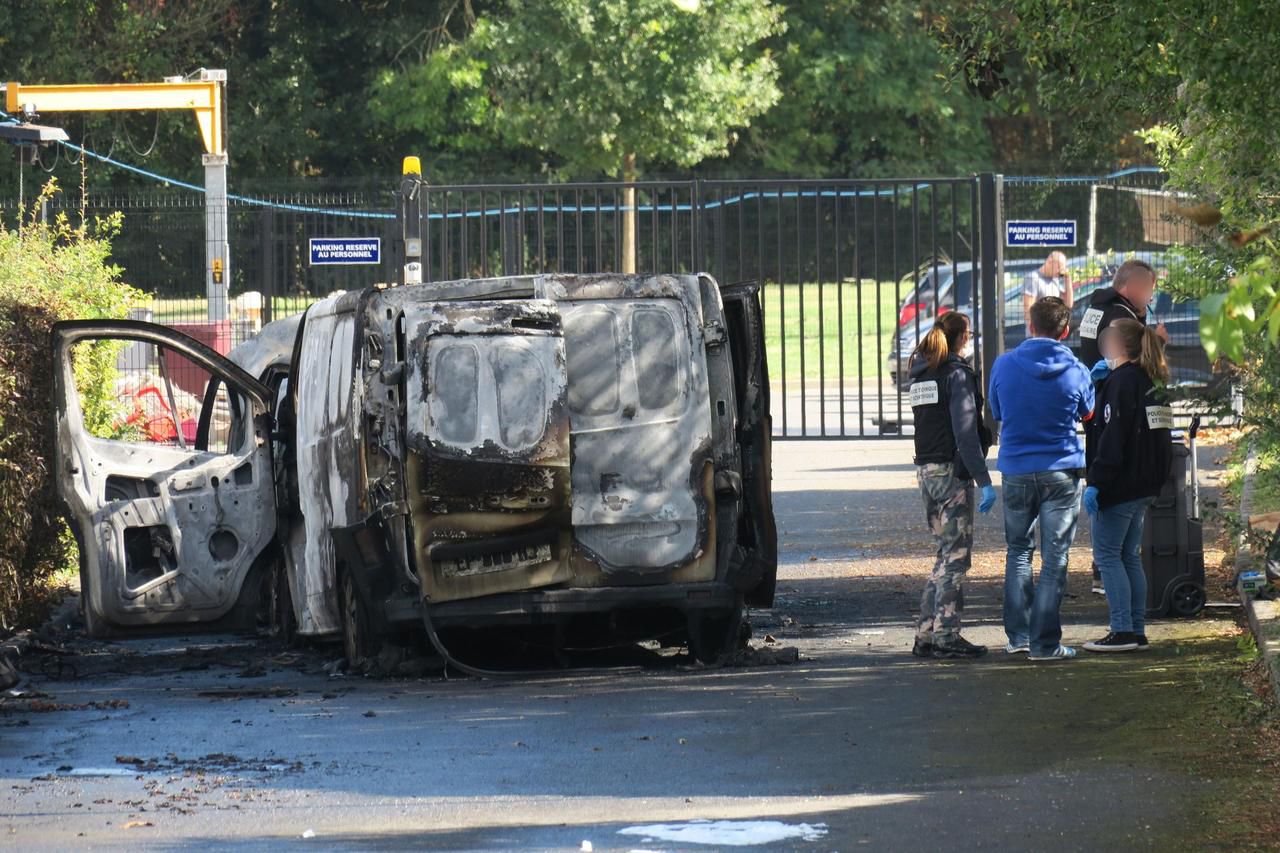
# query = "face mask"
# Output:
<box><xmin>958</xmin><ymin>340</ymin><xmax>975</xmax><ymax>360</ymax></box>
<box><xmin>1105</xmin><ymin>357</ymin><xmax>1122</xmax><ymax>371</ymax></box>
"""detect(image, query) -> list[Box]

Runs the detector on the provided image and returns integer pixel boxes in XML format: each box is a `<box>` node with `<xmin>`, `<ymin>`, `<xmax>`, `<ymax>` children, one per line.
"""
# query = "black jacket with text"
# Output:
<box><xmin>1078</xmin><ymin>286</ymin><xmax>1145</xmax><ymax>368</ymax></box>
<box><xmin>1085</xmin><ymin>361</ymin><xmax>1173</xmax><ymax>510</ymax></box>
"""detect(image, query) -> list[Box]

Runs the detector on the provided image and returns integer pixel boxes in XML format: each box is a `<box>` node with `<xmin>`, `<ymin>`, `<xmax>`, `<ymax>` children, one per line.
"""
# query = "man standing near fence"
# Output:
<box><xmin>1022</xmin><ymin>252</ymin><xmax>1074</xmax><ymax>331</ymax></box>
<box><xmin>1079</xmin><ymin>258</ymin><xmax>1169</xmax><ymax>365</ymax></box>
<box><xmin>989</xmin><ymin>297</ymin><xmax>1095</xmax><ymax>661</ymax></box>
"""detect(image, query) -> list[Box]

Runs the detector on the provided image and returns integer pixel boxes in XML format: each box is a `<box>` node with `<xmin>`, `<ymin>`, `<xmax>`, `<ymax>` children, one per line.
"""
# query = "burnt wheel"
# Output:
<box><xmin>340</xmin><ymin>570</ymin><xmax>378</xmax><ymax>664</ymax></box>
<box><xmin>269</xmin><ymin>560</ymin><xmax>296</xmax><ymax>642</ymax></box>
<box><xmin>1169</xmin><ymin>581</ymin><xmax>1206</xmax><ymax>618</ymax></box>
<box><xmin>687</xmin><ymin>602</ymin><xmax>745</xmax><ymax>664</ymax></box>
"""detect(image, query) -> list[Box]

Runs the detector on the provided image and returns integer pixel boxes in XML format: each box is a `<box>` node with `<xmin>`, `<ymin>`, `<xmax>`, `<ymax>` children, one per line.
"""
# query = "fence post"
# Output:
<box><xmin>692</xmin><ymin>179</ymin><xmax>702</xmax><ymax>273</ymax></box>
<box><xmin>978</xmin><ymin>172</ymin><xmax>1003</xmax><ymax>416</ymax></box>
<box><xmin>259</xmin><ymin>208</ymin><xmax>275</xmax><ymax>325</ymax></box>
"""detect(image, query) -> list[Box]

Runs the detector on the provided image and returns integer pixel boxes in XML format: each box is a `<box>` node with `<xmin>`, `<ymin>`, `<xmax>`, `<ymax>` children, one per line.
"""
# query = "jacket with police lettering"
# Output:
<box><xmin>909</xmin><ymin>353</ymin><xmax>992</xmax><ymax>487</ymax></box>
<box><xmin>1078</xmin><ymin>286</ymin><xmax>1144</xmax><ymax>368</ymax></box>
<box><xmin>1085</xmin><ymin>361</ymin><xmax>1173</xmax><ymax>510</ymax></box>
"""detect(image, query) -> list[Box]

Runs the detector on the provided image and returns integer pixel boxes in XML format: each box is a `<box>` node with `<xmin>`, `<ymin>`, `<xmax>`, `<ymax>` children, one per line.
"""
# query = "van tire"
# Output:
<box><xmin>269</xmin><ymin>558</ymin><xmax>297</xmax><ymax>643</ymax></box>
<box><xmin>340</xmin><ymin>569</ymin><xmax>379</xmax><ymax>665</ymax></box>
<box><xmin>687</xmin><ymin>600</ymin><xmax>745</xmax><ymax>664</ymax></box>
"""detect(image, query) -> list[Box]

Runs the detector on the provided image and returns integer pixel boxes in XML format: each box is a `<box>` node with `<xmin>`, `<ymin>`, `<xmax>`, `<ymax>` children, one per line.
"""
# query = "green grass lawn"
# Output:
<box><xmin>761</xmin><ymin>279</ymin><xmax>901</xmax><ymax>384</ymax></box>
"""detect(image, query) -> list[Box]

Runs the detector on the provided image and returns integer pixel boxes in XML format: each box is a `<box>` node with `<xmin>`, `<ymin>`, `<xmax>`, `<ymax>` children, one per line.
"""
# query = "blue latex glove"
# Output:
<box><xmin>1083</xmin><ymin>486</ymin><xmax>1100</xmax><ymax>517</ymax></box>
<box><xmin>978</xmin><ymin>484</ymin><xmax>997</xmax><ymax>514</ymax></box>
<box><xmin>1090</xmin><ymin>359</ymin><xmax>1111</xmax><ymax>382</ymax></box>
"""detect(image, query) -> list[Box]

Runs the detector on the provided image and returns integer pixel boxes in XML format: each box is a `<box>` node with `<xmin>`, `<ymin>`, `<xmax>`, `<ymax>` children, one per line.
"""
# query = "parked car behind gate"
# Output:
<box><xmin>889</xmin><ymin>253</ymin><xmax>1213</xmax><ymax>390</ymax></box>
<box><xmin>887</xmin><ymin>258</ymin><xmax>1065</xmax><ymax>387</ymax></box>
<box><xmin>53</xmin><ymin>272</ymin><xmax>777</xmax><ymax>666</ymax></box>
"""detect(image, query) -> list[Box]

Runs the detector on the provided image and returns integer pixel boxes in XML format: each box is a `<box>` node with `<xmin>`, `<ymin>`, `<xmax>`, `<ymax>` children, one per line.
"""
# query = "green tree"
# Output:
<box><xmin>726</xmin><ymin>0</ymin><xmax>994</xmax><ymax>178</ymax></box>
<box><xmin>468</xmin><ymin>0</ymin><xmax>783</xmax><ymax>270</ymax></box>
<box><xmin>932</xmin><ymin>0</ymin><xmax>1280</xmax><ymax>440</ymax></box>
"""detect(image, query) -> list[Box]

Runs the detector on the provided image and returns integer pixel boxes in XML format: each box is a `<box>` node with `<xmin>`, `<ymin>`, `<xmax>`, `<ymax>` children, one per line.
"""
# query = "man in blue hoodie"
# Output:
<box><xmin>989</xmin><ymin>297</ymin><xmax>1095</xmax><ymax>661</ymax></box>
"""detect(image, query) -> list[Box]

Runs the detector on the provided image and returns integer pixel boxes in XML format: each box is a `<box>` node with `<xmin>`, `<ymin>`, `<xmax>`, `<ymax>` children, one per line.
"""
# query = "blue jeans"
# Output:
<box><xmin>1002</xmin><ymin>471</ymin><xmax>1083</xmax><ymax>655</ymax></box>
<box><xmin>1092</xmin><ymin>497</ymin><xmax>1151</xmax><ymax>634</ymax></box>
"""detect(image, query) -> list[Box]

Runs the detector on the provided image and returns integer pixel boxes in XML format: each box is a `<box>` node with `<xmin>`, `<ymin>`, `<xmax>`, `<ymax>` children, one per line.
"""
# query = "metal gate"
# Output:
<box><xmin>409</xmin><ymin>175</ymin><xmax>1001</xmax><ymax>439</ymax></box>
<box><xmin>14</xmin><ymin>168</ymin><xmax>1202</xmax><ymax>439</ymax></box>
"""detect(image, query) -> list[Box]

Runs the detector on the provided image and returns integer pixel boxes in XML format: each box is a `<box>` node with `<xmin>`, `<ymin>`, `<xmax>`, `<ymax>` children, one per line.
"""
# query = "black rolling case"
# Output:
<box><xmin>1142</xmin><ymin>416</ymin><xmax>1206</xmax><ymax>617</ymax></box>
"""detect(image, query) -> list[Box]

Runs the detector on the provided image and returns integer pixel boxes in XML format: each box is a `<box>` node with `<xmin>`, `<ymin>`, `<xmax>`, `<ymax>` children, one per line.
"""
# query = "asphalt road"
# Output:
<box><xmin>1</xmin><ymin>440</ymin><xmax>1242</xmax><ymax>851</ymax></box>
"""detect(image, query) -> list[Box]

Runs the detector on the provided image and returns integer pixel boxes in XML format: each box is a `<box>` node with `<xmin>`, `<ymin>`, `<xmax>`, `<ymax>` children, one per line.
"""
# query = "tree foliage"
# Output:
<box><xmin>0</xmin><ymin>0</ymin><xmax>1095</xmax><ymax>190</ymax></box>
<box><xmin>0</xmin><ymin>180</ymin><xmax>144</xmax><ymax>628</ymax></box>
<box><xmin>727</xmin><ymin>0</ymin><xmax>993</xmax><ymax>178</ymax></box>
<box><xmin>932</xmin><ymin>0</ymin><xmax>1280</xmax><ymax>441</ymax></box>
<box><xmin>461</xmin><ymin>0</ymin><xmax>782</xmax><ymax>180</ymax></box>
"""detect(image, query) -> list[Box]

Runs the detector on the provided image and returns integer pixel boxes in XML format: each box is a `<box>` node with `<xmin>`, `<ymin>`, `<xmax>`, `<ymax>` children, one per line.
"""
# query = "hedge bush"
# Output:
<box><xmin>0</xmin><ymin>182</ymin><xmax>142</xmax><ymax>629</ymax></box>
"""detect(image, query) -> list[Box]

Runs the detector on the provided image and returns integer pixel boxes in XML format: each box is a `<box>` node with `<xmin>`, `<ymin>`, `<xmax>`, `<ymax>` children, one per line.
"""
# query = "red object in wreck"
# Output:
<box><xmin>125</xmin><ymin>384</ymin><xmax>197</xmax><ymax>444</ymax></box>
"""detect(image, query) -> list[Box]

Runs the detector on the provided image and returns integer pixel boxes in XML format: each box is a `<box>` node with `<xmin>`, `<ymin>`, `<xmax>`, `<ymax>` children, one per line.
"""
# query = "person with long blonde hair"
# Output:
<box><xmin>907</xmin><ymin>311</ymin><xmax>994</xmax><ymax>659</ymax></box>
<box><xmin>1082</xmin><ymin>319</ymin><xmax>1174</xmax><ymax>652</ymax></box>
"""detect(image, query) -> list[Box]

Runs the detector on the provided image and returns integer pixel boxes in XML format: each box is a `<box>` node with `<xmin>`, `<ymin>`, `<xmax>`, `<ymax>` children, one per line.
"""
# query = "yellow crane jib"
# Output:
<box><xmin>4</xmin><ymin>76</ymin><xmax>225</xmax><ymax>155</ymax></box>
<box><xmin>3</xmin><ymin>70</ymin><xmax>232</xmax><ymax>325</ymax></box>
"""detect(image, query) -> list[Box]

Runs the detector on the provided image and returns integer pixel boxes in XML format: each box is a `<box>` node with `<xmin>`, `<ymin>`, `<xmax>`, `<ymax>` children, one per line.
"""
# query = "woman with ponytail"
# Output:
<box><xmin>1082</xmin><ymin>319</ymin><xmax>1173</xmax><ymax>653</ymax></box>
<box><xmin>908</xmin><ymin>311</ymin><xmax>994</xmax><ymax>660</ymax></box>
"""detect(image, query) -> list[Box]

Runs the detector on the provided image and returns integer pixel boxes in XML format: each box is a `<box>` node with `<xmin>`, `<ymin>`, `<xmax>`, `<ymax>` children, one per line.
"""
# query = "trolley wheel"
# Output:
<box><xmin>1169</xmin><ymin>581</ymin><xmax>1206</xmax><ymax>618</ymax></box>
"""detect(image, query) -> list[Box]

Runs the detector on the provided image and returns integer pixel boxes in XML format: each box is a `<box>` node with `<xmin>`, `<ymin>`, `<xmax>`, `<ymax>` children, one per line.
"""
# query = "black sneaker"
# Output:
<box><xmin>912</xmin><ymin>636</ymin><xmax>933</xmax><ymax>658</ymax></box>
<box><xmin>1091</xmin><ymin>565</ymin><xmax>1105</xmax><ymax>596</ymax></box>
<box><xmin>1083</xmin><ymin>632</ymin><xmax>1140</xmax><ymax>653</ymax></box>
<box><xmin>932</xmin><ymin>636</ymin><xmax>988</xmax><ymax>659</ymax></box>
<box><xmin>1134</xmin><ymin>634</ymin><xmax>1150</xmax><ymax>650</ymax></box>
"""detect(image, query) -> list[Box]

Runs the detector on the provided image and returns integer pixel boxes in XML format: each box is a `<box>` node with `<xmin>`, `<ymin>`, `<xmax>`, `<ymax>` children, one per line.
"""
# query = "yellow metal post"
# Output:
<box><xmin>5</xmin><ymin>72</ymin><xmax>231</xmax><ymax>323</ymax></box>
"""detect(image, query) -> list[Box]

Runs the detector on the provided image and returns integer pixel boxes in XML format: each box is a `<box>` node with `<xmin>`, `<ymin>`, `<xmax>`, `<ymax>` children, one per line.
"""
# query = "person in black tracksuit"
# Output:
<box><xmin>908</xmin><ymin>311</ymin><xmax>995</xmax><ymax>660</ymax></box>
<box><xmin>1079</xmin><ymin>259</ymin><xmax>1168</xmax><ymax>594</ymax></box>
<box><xmin>1081</xmin><ymin>318</ymin><xmax>1173</xmax><ymax>653</ymax></box>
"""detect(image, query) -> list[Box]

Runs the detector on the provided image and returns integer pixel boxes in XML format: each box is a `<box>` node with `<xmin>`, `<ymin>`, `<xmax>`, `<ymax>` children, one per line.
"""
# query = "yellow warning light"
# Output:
<box><xmin>402</xmin><ymin>156</ymin><xmax>421</xmax><ymax>176</ymax></box>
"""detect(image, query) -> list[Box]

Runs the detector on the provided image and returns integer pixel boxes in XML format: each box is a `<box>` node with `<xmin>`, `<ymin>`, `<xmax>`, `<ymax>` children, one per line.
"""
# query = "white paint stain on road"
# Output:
<box><xmin>618</xmin><ymin>819</ymin><xmax>829</xmax><ymax>846</ymax></box>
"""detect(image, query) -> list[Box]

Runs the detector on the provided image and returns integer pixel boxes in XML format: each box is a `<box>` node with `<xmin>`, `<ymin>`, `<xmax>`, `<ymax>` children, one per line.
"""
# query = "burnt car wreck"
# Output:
<box><xmin>52</xmin><ymin>183</ymin><xmax>776</xmax><ymax>670</ymax></box>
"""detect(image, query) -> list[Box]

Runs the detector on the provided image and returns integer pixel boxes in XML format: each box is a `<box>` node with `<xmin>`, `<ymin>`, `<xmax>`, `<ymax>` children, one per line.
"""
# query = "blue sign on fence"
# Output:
<box><xmin>1005</xmin><ymin>220</ymin><xmax>1077</xmax><ymax>248</ymax></box>
<box><xmin>309</xmin><ymin>237</ymin><xmax>381</xmax><ymax>265</ymax></box>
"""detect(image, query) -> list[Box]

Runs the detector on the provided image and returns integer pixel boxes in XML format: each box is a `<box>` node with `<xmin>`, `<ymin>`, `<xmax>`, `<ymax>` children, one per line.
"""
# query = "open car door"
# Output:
<box><xmin>719</xmin><ymin>282</ymin><xmax>778</xmax><ymax>607</ymax></box>
<box><xmin>53</xmin><ymin>320</ymin><xmax>278</xmax><ymax>636</ymax></box>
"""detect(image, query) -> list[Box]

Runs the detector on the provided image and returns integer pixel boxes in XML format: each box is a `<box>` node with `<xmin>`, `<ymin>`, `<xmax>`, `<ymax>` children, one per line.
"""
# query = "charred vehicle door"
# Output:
<box><xmin>401</xmin><ymin>298</ymin><xmax>573</xmax><ymax>603</ymax></box>
<box><xmin>52</xmin><ymin>320</ymin><xmax>277</xmax><ymax>635</ymax></box>
<box><xmin>719</xmin><ymin>282</ymin><xmax>778</xmax><ymax>606</ymax></box>
<box><xmin>537</xmin><ymin>274</ymin><xmax>717</xmax><ymax>580</ymax></box>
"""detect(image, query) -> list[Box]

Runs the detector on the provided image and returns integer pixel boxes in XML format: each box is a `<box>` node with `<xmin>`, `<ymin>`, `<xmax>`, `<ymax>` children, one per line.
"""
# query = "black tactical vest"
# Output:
<box><xmin>911</xmin><ymin>358</ymin><xmax>989</xmax><ymax>472</ymax></box>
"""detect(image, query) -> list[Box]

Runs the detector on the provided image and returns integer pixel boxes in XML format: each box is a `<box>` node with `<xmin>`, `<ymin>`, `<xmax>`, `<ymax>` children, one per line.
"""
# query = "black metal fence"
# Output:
<box><xmin>2</xmin><ymin>168</ymin><xmax>1209</xmax><ymax>437</ymax></box>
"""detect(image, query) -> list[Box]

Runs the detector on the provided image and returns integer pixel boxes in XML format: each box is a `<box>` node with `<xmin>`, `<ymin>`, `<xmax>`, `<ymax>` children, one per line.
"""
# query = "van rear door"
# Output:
<box><xmin>719</xmin><ymin>282</ymin><xmax>779</xmax><ymax>607</ymax></box>
<box><xmin>540</xmin><ymin>274</ymin><xmax>715</xmax><ymax>575</ymax></box>
<box><xmin>401</xmin><ymin>299</ymin><xmax>573</xmax><ymax>602</ymax></box>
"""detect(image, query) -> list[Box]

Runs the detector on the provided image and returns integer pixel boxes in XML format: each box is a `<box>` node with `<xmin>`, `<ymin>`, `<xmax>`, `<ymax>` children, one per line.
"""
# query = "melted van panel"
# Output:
<box><xmin>539</xmin><ymin>275</ymin><xmax>714</xmax><ymax>573</ymax></box>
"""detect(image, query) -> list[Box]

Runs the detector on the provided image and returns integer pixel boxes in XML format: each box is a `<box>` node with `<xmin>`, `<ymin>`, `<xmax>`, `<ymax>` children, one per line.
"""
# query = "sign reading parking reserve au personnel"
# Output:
<box><xmin>1005</xmin><ymin>220</ymin><xmax>1077</xmax><ymax>248</ymax></box>
<box><xmin>309</xmin><ymin>237</ymin><xmax>381</xmax><ymax>265</ymax></box>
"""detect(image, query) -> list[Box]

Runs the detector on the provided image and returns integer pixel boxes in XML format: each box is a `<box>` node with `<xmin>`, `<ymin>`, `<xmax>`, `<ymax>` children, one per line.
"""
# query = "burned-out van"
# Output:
<box><xmin>53</xmin><ymin>269</ymin><xmax>776</xmax><ymax>665</ymax></box>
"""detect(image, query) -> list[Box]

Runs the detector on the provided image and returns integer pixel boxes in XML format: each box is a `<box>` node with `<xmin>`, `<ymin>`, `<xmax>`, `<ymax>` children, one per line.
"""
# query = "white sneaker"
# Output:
<box><xmin>1005</xmin><ymin>643</ymin><xmax>1030</xmax><ymax>654</ymax></box>
<box><xmin>1028</xmin><ymin>645</ymin><xmax>1077</xmax><ymax>661</ymax></box>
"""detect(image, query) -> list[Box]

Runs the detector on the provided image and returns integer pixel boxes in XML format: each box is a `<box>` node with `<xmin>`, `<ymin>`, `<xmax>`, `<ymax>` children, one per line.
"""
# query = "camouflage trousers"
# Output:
<box><xmin>916</xmin><ymin>462</ymin><xmax>975</xmax><ymax>642</ymax></box>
